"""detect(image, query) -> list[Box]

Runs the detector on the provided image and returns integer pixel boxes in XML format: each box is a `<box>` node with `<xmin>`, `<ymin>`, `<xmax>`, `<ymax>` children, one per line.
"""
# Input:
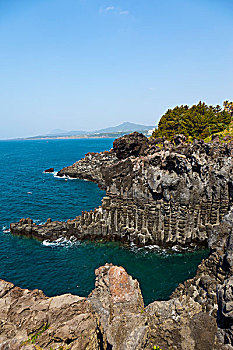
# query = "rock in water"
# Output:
<box><xmin>44</xmin><ymin>167</ymin><xmax>54</xmax><ymax>173</ymax></box>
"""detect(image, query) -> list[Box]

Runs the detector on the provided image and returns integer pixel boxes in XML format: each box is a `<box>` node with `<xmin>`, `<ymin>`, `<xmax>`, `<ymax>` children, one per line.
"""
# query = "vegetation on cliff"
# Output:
<box><xmin>224</xmin><ymin>100</ymin><xmax>233</xmax><ymax>116</ymax></box>
<box><xmin>152</xmin><ymin>101</ymin><xmax>232</xmax><ymax>141</ymax></box>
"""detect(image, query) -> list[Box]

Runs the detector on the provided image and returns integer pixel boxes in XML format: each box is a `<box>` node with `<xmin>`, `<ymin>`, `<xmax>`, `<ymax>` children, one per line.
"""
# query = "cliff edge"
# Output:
<box><xmin>1</xmin><ymin>251</ymin><xmax>232</xmax><ymax>349</ymax></box>
<box><xmin>8</xmin><ymin>132</ymin><xmax>233</xmax><ymax>348</ymax></box>
<box><xmin>11</xmin><ymin>132</ymin><xmax>233</xmax><ymax>248</ymax></box>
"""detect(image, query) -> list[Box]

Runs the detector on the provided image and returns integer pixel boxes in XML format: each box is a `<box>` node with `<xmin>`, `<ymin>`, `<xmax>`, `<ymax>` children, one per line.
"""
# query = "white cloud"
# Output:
<box><xmin>105</xmin><ymin>6</ymin><xmax>115</xmax><ymax>12</ymax></box>
<box><xmin>119</xmin><ymin>10</ymin><xmax>129</xmax><ymax>15</ymax></box>
<box><xmin>100</xmin><ymin>6</ymin><xmax>129</xmax><ymax>15</ymax></box>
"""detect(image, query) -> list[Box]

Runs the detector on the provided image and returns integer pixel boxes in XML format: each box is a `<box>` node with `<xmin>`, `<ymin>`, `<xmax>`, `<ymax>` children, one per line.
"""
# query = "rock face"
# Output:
<box><xmin>56</xmin><ymin>150</ymin><xmax>118</xmax><ymax>189</ymax></box>
<box><xmin>1</xmin><ymin>258</ymin><xmax>232</xmax><ymax>349</ymax></box>
<box><xmin>5</xmin><ymin>212</ymin><xmax>233</xmax><ymax>349</ymax></box>
<box><xmin>8</xmin><ymin>132</ymin><xmax>233</xmax><ymax>347</ymax></box>
<box><xmin>11</xmin><ymin>133</ymin><xmax>233</xmax><ymax>248</ymax></box>
<box><xmin>112</xmin><ymin>131</ymin><xmax>149</xmax><ymax>159</ymax></box>
<box><xmin>0</xmin><ymin>279</ymin><xmax>107</xmax><ymax>350</ymax></box>
<box><xmin>88</xmin><ymin>264</ymin><xmax>147</xmax><ymax>350</ymax></box>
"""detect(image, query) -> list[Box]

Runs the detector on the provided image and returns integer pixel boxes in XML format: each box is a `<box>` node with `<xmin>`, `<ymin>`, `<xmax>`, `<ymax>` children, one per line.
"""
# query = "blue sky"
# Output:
<box><xmin>0</xmin><ymin>0</ymin><xmax>232</xmax><ymax>138</ymax></box>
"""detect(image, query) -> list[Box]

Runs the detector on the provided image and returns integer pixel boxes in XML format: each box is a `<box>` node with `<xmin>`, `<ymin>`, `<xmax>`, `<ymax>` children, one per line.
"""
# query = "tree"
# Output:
<box><xmin>224</xmin><ymin>101</ymin><xmax>233</xmax><ymax>116</ymax></box>
<box><xmin>152</xmin><ymin>101</ymin><xmax>232</xmax><ymax>140</ymax></box>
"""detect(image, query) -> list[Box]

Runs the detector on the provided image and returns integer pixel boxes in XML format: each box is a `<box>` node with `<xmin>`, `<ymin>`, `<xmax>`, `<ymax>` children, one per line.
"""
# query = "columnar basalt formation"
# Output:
<box><xmin>6</xmin><ymin>132</ymin><xmax>233</xmax><ymax>347</ymax></box>
<box><xmin>11</xmin><ymin>133</ymin><xmax>233</xmax><ymax>248</ymax></box>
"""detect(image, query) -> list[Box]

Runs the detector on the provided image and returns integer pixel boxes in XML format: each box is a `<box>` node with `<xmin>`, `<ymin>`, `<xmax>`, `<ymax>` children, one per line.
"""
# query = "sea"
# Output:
<box><xmin>0</xmin><ymin>138</ymin><xmax>208</xmax><ymax>305</ymax></box>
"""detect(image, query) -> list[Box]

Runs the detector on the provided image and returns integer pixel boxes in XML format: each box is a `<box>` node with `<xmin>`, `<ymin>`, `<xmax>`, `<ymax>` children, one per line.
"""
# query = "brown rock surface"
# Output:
<box><xmin>1</xmin><ymin>260</ymin><xmax>232</xmax><ymax>350</ymax></box>
<box><xmin>88</xmin><ymin>264</ymin><xmax>147</xmax><ymax>350</ymax></box>
<box><xmin>0</xmin><ymin>280</ymin><xmax>107</xmax><ymax>350</ymax></box>
<box><xmin>56</xmin><ymin>150</ymin><xmax>118</xmax><ymax>189</ymax></box>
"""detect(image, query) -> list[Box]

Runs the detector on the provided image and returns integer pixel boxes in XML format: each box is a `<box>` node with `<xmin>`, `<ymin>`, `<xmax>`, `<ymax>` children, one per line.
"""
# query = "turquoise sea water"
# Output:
<box><xmin>0</xmin><ymin>139</ymin><xmax>208</xmax><ymax>305</ymax></box>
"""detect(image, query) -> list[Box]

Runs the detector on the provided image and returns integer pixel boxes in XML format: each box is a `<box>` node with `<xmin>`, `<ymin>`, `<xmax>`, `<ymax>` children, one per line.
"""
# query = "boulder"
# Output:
<box><xmin>113</xmin><ymin>132</ymin><xmax>149</xmax><ymax>159</ymax></box>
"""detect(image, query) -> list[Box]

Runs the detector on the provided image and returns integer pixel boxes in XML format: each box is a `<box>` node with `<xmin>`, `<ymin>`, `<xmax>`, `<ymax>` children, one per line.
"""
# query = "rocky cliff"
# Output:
<box><xmin>11</xmin><ymin>132</ymin><xmax>233</xmax><ymax>248</ymax></box>
<box><xmin>1</xmin><ymin>238</ymin><xmax>233</xmax><ymax>350</ymax></box>
<box><xmin>8</xmin><ymin>132</ymin><xmax>233</xmax><ymax>348</ymax></box>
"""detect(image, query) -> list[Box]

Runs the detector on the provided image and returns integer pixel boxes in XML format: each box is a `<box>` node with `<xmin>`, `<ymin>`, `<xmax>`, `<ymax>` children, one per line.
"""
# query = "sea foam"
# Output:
<box><xmin>2</xmin><ymin>226</ymin><xmax>10</xmax><ymax>234</ymax></box>
<box><xmin>42</xmin><ymin>236</ymin><xmax>80</xmax><ymax>248</ymax></box>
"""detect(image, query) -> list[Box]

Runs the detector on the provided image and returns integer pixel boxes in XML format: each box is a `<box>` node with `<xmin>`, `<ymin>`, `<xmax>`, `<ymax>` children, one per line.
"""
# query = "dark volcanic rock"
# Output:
<box><xmin>9</xmin><ymin>212</ymin><xmax>233</xmax><ymax>347</ymax></box>
<box><xmin>44</xmin><ymin>167</ymin><xmax>54</xmax><ymax>173</ymax></box>
<box><xmin>173</xmin><ymin>134</ymin><xmax>186</xmax><ymax>145</ymax></box>
<box><xmin>9</xmin><ymin>133</ymin><xmax>233</xmax><ymax>347</ymax></box>
<box><xmin>11</xmin><ymin>139</ymin><xmax>233</xmax><ymax>248</ymax></box>
<box><xmin>218</xmin><ymin>277</ymin><xmax>233</xmax><ymax>345</ymax></box>
<box><xmin>56</xmin><ymin>150</ymin><xmax>118</xmax><ymax>189</ymax></box>
<box><xmin>113</xmin><ymin>131</ymin><xmax>149</xmax><ymax>159</ymax></box>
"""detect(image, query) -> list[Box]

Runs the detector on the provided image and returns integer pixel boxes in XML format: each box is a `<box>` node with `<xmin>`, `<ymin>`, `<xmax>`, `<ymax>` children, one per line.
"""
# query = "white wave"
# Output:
<box><xmin>172</xmin><ymin>245</ymin><xmax>189</xmax><ymax>252</ymax></box>
<box><xmin>147</xmin><ymin>244</ymin><xmax>160</xmax><ymax>250</ymax></box>
<box><xmin>33</xmin><ymin>219</ymin><xmax>46</xmax><ymax>225</ymax></box>
<box><xmin>42</xmin><ymin>236</ymin><xmax>80</xmax><ymax>248</ymax></box>
<box><xmin>43</xmin><ymin>171</ymin><xmax>57</xmax><ymax>175</ymax></box>
<box><xmin>53</xmin><ymin>173</ymin><xmax>79</xmax><ymax>180</ymax></box>
<box><xmin>53</xmin><ymin>173</ymin><xmax>67</xmax><ymax>179</ymax></box>
<box><xmin>27</xmin><ymin>191</ymin><xmax>32</xmax><ymax>194</ymax></box>
<box><xmin>171</xmin><ymin>245</ymin><xmax>180</xmax><ymax>252</ymax></box>
<box><xmin>67</xmin><ymin>175</ymin><xmax>78</xmax><ymax>180</ymax></box>
<box><xmin>2</xmin><ymin>226</ymin><xmax>10</xmax><ymax>234</ymax></box>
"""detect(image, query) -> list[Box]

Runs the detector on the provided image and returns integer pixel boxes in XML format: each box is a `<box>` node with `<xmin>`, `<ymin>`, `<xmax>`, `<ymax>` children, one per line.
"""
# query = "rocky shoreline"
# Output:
<box><xmin>1</xmin><ymin>217</ymin><xmax>233</xmax><ymax>350</ymax></box>
<box><xmin>11</xmin><ymin>132</ymin><xmax>233</xmax><ymax>248</ymax></box>
<box><xmin>7</xmin><ymin>132</ymin><xmax>233</xmax><ymax>348</ymax></box>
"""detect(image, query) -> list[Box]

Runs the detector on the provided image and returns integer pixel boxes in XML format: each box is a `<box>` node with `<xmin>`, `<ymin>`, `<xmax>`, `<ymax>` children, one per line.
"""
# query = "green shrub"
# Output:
<box><xmin>152</xmin><ymin>101</ymin><xmax>232</xmax><ymax>141</ymax></box>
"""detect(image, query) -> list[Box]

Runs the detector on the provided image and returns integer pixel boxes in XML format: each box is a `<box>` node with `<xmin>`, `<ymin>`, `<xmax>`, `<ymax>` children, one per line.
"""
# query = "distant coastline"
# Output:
<box><xmin>0</xmin><ymin>135</ymin><xmax>117</xmax><ymax>141</ymax></box>
<box><xmin>20</xmin><ymin>132</ymin><xmax>149</xmax><ymax>141</ymax></box>
<box><xmin>2</xmin><ymin>122</ymin><xmax>154</xmax><ymax>141</ymax></box>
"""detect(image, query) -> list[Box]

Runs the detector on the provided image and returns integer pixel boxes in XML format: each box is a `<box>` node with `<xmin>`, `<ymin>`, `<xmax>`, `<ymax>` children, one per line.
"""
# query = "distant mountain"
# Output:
<box><xmin>46</xmin><ymin>122</ymin><xmax>155</xmax><ymax>137</ymax></box>
<box><xmin>94</xmin><ymin>122</ymin><xmax>154</xmax><ymax>134</ymax></box>
<box><xmin>22</xmin><ymin>122</ymin><xmax>155</xmax><ymax>140</ymax></box>
<box><xmin>47</xmin><ymin>129</ymin><xmax>88</xmax><ymax>136</ymax></box>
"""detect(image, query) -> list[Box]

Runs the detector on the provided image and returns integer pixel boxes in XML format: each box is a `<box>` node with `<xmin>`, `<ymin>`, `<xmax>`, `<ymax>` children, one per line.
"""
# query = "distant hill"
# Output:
<box><xmin>47</xmin><ymin>129</ymin><xmax>89</xmax><ymax>136</ymax></box>
<box><xmin>13</xmin><ymin>122</ymin><xmax>155</xmax><ymax>140</ymax></box>
<box><xmin>47</xmin><ymin>129</ymin><xmax>68</xmax><ymax>135</ymax></box>
<box><xmin>44</xmin><ymin>122</ymin><xmax>155</xmax><ymax>138</ymax></box>
<box><xmin>94</xmin><ymin>122</ymin><xmax>155</xmax><ymax>134</ymax></box>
